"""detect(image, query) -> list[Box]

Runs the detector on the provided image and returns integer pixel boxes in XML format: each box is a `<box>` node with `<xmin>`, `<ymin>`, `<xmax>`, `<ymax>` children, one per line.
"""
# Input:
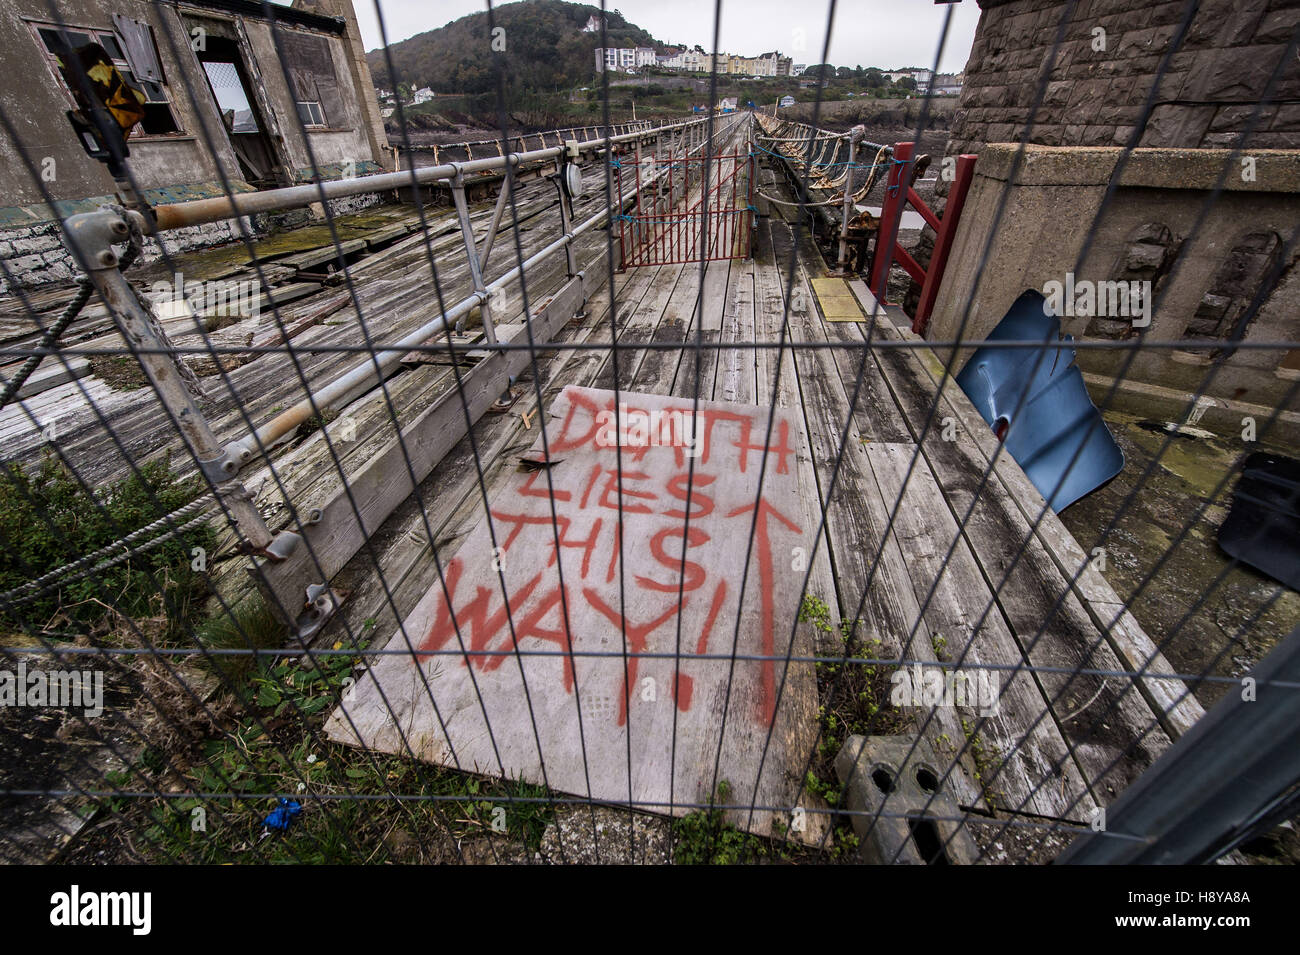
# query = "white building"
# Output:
<box><xmin>658</xmin><ymin>49</ymin><xmax>706</xmax><ymax>71</ymax></box>
<box><xmin>594</xmin><ymin>47</ymin><xmax>656</xmax><ymax>73</ymax></box>
<box><xmin>884</xmin><ymin>68</ymin><xmax>934</xmax><ymax>87</ymax></box>
<box><xmin>412</xmin><ymin>87</ymin><xmax>435</xmax><ymax>104</ymax></box>
<box><xmin>930</xmin><ymin>71</ymin><xmax>964</xmax><ymax>95</ymax></box>
<box><xmin>582</xmin><ymin>14</ymin><xmax>605</xmax><ymax>33</ymax></box>
<box><xmin>791</xmin><ymin>64</ymin><xmax>806</xmax><ymax>76</ymax></box>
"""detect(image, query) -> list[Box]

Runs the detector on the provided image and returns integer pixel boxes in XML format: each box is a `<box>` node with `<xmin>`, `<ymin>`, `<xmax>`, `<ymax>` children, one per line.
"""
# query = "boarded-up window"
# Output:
<box><xmin>279</xmin><ymin>32</ymin><xmax>340</xmax><ymax>129</ymax></box>
<box><xmin>1182</xmin><ymin>232</ymin><xmax>1283</xmax><ymax>344</ymax></box>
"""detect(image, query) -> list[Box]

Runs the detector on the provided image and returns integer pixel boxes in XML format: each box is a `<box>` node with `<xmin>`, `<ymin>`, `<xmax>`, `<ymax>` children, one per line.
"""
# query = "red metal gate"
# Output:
<box><xmin>617</xmin><ymin>150</ymin><xmax>754</xmax><ymax>267</ymax></box>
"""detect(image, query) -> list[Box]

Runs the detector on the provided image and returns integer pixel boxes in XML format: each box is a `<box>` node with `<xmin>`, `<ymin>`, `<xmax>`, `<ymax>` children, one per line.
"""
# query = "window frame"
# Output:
<box><xmin>296</xmin><ymin>100</ymin><xmax>327</xmax><ymax>129</ymax></box>
<box><xmin>26</xmin><ymin>17</ymin><xmax>184</xmax><ymax>139</ymax></box>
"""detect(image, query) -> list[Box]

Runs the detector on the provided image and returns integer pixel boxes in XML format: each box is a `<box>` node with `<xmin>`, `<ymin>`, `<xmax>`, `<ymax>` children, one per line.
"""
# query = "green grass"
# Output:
<box><xmin>0</xmin><ymin>454</ymin><xmax>215</xmax><ymax>642</ymax></box>
<box><xmin>93</xmin><ymin>641</ymin><xmax>556</xmax><ymax>863</ymax></box>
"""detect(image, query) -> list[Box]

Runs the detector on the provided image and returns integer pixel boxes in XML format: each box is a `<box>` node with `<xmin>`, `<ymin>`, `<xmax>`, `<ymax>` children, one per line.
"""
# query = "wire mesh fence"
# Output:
<box><xmin>0</xmin><ymin>0</ymin><xmax>1297</xmax><ymax>866</ymax></box>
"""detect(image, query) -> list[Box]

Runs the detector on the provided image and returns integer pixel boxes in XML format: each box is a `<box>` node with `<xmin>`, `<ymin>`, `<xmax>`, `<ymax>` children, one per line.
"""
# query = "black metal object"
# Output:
<box><xmin>1218</xmin><ymin>452</ymin><xmax>1300</xmax><ymax>591</ymax></box>
<box><xmin>1058</xmin><ymin>622</ymin><xmax>1300</xmax><ymax>865</ymax></box>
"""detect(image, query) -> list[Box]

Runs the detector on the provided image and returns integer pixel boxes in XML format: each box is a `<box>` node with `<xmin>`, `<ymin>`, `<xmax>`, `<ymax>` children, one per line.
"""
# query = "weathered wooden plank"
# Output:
<box><xmin>849</xmin><ymin>288</ymin><xmax>1172</xmax><ymax>806</ymax></box>
<box><xmin>846</xmin><ymin>280</ymin><xmax>1203</xmax><ymax>739</ymax></box>
<box><xmin>4</xmin><ymin>356</ymin><xmax>91</xmax><ymax>400</ymax></box>
<box><xmin>326</xmin><ymin>385</ymin><xmax>823</xmax><ymax>840</ymax></box>
<box><xmin>865</xmin><ymin>442</ymin><xmax>1097</xmax><ymax>819</ymax></box>
<box><xmin>768</xmin><ymin>220</ymin><xmax>910</xmax><ymax>444</ymax></box>
<box><xmin>751</xmin><ymin>222</ymin><xmax>983</xmax><ymax>810</ymax></box>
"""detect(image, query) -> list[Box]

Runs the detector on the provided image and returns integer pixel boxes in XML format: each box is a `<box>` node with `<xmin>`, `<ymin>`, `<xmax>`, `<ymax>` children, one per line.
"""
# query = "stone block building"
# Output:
<box><xmin>917</xmin><ymin>0</ymin><xmax>1300</xmax><ymax>426</ymax></box>
<box><xmin>0</xmin><ymin>0</ymin><xmax>390</xmax><ymax>288</ymax></box>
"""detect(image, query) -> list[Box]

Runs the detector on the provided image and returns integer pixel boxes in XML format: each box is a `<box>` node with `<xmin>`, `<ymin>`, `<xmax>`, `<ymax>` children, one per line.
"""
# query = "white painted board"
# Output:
<box><xmin>326</xmin><ymin>384</ymin><xmax>823</xmax><ymax>839</ymax></box>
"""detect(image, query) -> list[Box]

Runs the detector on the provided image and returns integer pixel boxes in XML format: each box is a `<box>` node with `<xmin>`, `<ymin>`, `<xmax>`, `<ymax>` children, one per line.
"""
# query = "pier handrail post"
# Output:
<box><xmin>836</xmin><ymin>124</ymin><xmax>865</xmax><ymax>273</ymax></box>
<box><xmin>449</xmin><ymin>166</ymin><xmax>498</xmax><ymax>345</ymax></box>
<box><xmin>871</xmin><ymin>140</ymin><xmax>914</xmax><ymax>302</ymax></box>
<box><xmin>59</xmin><ymin>208</ymin><xmax>286</xmax><ymax>565</ymax></box>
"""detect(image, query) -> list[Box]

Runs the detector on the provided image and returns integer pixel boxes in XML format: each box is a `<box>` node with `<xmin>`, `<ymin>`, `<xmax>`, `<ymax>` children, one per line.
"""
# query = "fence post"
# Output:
<box><xmin>913</xmin><ymin>153</ymin><xmax>976</xmax><ymax>335</ymax></box>
<box><xmin>836</xmin><ymin>126</ymin><xmax>864</xmax><ymax>273</ymax></box>
<box><xmin>555</xmin><ymin>171</ymin><xmax>578</xmax><ymax>278</ymax></box>
<box><xmin>871</xmin><ymin>140</ymin><xmax>913</xmax><ymax>303</ymax></box>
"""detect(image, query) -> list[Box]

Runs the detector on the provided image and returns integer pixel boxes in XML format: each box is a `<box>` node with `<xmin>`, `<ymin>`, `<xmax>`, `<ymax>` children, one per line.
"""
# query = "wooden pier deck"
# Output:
<box><xmin>0</xmin><ymin>136</ymin><xmax>1201</xmax><ymax>858</ymax></box>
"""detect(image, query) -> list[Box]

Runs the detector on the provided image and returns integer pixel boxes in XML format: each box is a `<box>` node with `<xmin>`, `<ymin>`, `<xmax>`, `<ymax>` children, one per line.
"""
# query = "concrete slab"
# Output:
<box><xmin>857</xmin><ymin>205</ymin><xmax>927</xmax><ymax>231</ymax></box>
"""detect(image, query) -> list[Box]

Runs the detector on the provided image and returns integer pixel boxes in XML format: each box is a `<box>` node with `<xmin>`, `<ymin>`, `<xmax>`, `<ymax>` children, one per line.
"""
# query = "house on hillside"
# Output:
<box><xmin>594</xmin><ymin>47</ymin><xmax>656</xmax><ymax>73</ymax></box>
<box><xmin>582</xmin><ymin>14</ymin><xmax>605</xmax><ymax>33</ymax></box>
<box><xmin>412</xmin><ymin>87</ymin><xmax>435</xmax><ymax>104</ymax></box>
<box><xmin>930</xmin><ymin>72</ymin><xmax>964</xmax><ymax>95</ymax></box>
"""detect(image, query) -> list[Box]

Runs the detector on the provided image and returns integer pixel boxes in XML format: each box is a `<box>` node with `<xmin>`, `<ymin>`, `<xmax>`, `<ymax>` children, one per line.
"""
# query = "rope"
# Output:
<box><xmin>753</xmin><ymin>143</ymin><xmax>892</xmax><ymax>209</ymax></box>
<box><xmin>0</xmin><ymin>218</ymin><xmax>149</xmax><ymax>410</ymax></box>
<box><xmin>0</xmin><ymin>490</ymin><xmax>217</xmax><ymax>607</ymax></box>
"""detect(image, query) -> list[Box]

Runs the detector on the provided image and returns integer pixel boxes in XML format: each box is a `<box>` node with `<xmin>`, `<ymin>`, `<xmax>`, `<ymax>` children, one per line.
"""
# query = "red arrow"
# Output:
<box><xmin>726</xmin><ymin>497</ymin><xmax>801</xmax><ymax>725</ymax></box>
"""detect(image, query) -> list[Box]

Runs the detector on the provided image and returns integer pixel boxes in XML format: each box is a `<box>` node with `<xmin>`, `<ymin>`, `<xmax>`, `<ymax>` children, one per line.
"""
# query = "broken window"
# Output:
<box><xmin>202</xmin><ymin>60</ymin><xmax>259</xmax><ymax>133</ymax></box>
<box><xmin>31</xmin><ymin>19</ymin><xmax>181</xmax><ymax>136</ymax></box>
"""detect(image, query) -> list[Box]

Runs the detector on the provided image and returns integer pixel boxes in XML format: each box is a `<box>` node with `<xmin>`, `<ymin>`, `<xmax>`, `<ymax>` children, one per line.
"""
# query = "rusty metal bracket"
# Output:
<box><xmin>198</xmin><ymin>449</ymin><xmax>241</xmax><ymax>484</ymax></box>
<box><xmin>296</xmin><ymin>583</ymin><xmax>341</xmax><ymax>640</ymax></box>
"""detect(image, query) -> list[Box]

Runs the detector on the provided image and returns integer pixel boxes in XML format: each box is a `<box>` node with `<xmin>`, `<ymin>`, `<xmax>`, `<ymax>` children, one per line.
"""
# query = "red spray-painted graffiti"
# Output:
<box><xmin>412</xmin><ymin>387</ymin><xmax>802</xmax><ymax>727</ymax></box>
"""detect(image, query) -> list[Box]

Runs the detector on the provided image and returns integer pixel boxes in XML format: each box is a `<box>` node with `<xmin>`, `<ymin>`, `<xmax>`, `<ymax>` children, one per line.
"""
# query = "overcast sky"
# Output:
<box><xmin>348</xmin><ymin>0</ymin><xmax>981</xmax><ymax>74</ymax></box>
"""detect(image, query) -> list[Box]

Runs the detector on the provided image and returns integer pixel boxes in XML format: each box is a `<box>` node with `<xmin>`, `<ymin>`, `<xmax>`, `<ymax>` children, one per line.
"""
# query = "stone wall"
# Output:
<box><xmin>946</xmin><ymin>0</ymin><xmax>1300</xmax><ymax>165</ymax></box>
<box><xmin>927</xmin><ymin>144</ymin><xmax>1300</xmax><ymax>429</ymax></box>
<box><xmin>0</xmin><ymin>217</ymin><xmax>246</xmax><ymax>292</ymax></box>
<box><xmin>0</xmin><ymin>192</ymin><xmax>386</xmax><ymax>292</ymax></box>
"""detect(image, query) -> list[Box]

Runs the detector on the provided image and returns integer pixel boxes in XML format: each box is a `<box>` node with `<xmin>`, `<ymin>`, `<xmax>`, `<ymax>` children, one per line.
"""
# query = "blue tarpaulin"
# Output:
<box><xmin>955</xmin><ymin>290</ymin><xmax>1124</xmax><ymax>511</ymax></box>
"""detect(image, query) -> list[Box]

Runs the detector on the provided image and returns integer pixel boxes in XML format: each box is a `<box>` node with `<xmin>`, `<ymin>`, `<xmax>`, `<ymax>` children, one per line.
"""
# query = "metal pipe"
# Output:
<box><xmin>477</xmin><ymin>175</ymin><xmax>513</xmax><ymax>273</ymax></box>
<box><xmin>151</xmin><ymin>117</ymin><xmax>712</xmax><ymax>232</ymax></box>
<box><xmin>556</xmin><ymin>175</ymin><xmax>578</xmax><ymax>278</ymax></box>
<box><xmin>451</xmin><ymin>178</ymin><xmax>497</xmax><ymax>344</ymax></box>
<box><xmin>153</xmin><ymin>151</ymin><xmax>554</xmax><ymax>230</ymax></box>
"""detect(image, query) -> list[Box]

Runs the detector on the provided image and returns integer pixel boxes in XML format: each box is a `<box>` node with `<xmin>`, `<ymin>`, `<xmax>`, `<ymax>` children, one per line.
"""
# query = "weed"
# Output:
<box><xmin>0</xmin><ymin>454</ymin><xmax>214</xmax><ymax>642</ymax></box>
